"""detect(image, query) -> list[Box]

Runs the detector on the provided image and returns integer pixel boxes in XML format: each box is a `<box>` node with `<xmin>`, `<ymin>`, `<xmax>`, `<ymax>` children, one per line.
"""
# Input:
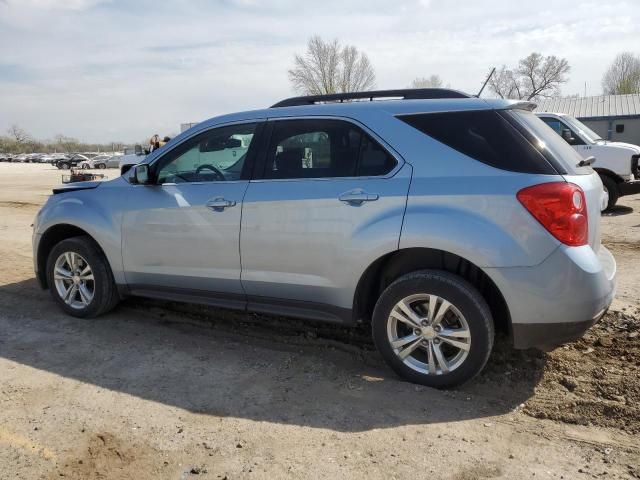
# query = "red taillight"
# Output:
<box><xmin>517</xmin><ymin>182</ymin><xmax>588</xmax><ymax>247</ymax></box>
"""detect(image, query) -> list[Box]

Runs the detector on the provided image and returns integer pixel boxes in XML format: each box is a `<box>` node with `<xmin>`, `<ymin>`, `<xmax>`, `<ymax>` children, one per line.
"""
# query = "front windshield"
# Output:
<box><xmin>562</xmin><ymin>116</ymin><xmax>603</xmax><ymax>143</ymax></box>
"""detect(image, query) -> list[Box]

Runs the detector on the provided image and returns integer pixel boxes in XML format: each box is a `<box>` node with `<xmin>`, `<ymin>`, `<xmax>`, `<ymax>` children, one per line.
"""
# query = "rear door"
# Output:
<box><xmin>240</xmin><ymin>117</ymin><xmax>412</xmax><ymax>321</ymax></box>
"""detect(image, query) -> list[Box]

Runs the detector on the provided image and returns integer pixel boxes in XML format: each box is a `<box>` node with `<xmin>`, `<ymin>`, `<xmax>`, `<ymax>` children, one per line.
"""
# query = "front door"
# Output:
<box><xmin>121</xmin><ymin>122</ymin><xmax>261</xmax><ymax>302</ymax></box>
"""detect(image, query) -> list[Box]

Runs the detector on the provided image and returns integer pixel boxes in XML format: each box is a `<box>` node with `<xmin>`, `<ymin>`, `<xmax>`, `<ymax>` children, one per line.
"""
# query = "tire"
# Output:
<box><xmin>58</xmin><ymin>162</ymin><xmax>70</xmax><ymax>170</ymax></box>
<box><xmin>599</xmin><ymin>175</ymin><xmax>619</xmax><ymax>211</ymax></box>
<box><xmin>45</xmin><ymin>236</ymin><xmax>120</xmax><ymax>318</ymax></box>
<box><xmin>372</xmin><ymin>270</ymin><xmax>494</xmax><ymax>389</ymax></box>
<box><xmin>81</xmin><ymin>163</ymin><xmax>89</xmax><ymax>170</ymax></box>
<box><xmin>97</xmin><ymin>163</ymin><xmax>106</xmax><ymax>169</ymax></box>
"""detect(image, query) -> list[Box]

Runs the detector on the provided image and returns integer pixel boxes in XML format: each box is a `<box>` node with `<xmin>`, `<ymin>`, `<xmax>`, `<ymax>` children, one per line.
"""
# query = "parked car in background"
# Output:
<box><xmin>56</xmin><ymin>154</ymin><xmax>90</xmax><ymax>170</ymax></box>
<box><xmin>33</xmin><ymin>89</ymin><xmax>616</xmax><ymax>388</ymax></box>
<box><xmin>0</xmin><ymin>153</ymin><xmax>11</xmax><ymax>162</ymax></box>
<box><xmin>49</xmin><ymin>154</ymin><xmax>69</xmax><ymax>165</ymax></box>
<box><xmin>39</xmin><ymin>154</ymin><xmax>64</xmax><ymax>164</ymax></box>
<box><xmin>536</xmin><ymin>112</ymin><xmax>640</xmax><ymax>210</ymax></box>
<box><xmin>80</xmin><ymin>155</ymin><xmax>121</xmax><ymax>169</ymax></box>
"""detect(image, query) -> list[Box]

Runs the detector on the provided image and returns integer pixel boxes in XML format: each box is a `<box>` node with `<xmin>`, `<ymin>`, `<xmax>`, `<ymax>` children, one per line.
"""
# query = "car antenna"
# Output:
<box><xmin>476</xmin><ymin>67</ymin><xmax>495</xmax><ymax>98</ymax></box>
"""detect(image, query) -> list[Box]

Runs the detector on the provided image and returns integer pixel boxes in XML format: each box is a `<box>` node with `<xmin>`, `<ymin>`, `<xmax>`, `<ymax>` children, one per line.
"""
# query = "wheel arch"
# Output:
<box><xmin>593</xmin><ymin>168</ymin><xmax>624</xmax><ymax>185</ymax></box>
<box><xmin>37</xmin><ymin>224</ymin><xmax>108</xmax><ymax>289</ymax></box>
<box><xmin>352</xmin><ymin>247</ymin><xmax>511</xmax><ymax>335</ymax></box>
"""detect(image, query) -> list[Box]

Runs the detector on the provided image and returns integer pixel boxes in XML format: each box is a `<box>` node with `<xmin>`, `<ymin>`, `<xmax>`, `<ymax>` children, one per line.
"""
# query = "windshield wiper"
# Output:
<box><xmin>577</xmin><ymin>156</ymin><xmax>596</xmax><ymax>167</ymax></box>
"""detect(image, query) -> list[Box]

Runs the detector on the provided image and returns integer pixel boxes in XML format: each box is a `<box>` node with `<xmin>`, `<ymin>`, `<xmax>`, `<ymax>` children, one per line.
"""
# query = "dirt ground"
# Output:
<box><xmin>0</xmin><ymin>163</ymin><xmax>639</xmax><ymax>480</ymax></box>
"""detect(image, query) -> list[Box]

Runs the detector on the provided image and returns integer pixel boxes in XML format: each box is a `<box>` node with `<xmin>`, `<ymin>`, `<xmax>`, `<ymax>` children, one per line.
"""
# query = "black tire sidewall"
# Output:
<box><xmin>600</xmin><ymin>175</ymin><xmax>619</xmax><ymax>211</ymax></box>
<box><xmin>45</xmin><ymin>236</ymin><xmax>115</xmax><ymax>318</ymax></box>
<box><xmin>372</xmin><ymin>270</ymin><xmax>494</xmax><ymax>389</ymax></box>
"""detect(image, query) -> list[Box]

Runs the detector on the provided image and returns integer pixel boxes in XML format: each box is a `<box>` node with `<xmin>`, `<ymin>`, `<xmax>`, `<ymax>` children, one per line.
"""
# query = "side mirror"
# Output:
<box><xmin>130</xmin><ymin>164</ymin><xmax>151</xmax><ymax>185</ymax></box>
<box><xmin>561</xmin><ymin>128</ymin><xmax>574</xmax><ymax>143</ymax></box>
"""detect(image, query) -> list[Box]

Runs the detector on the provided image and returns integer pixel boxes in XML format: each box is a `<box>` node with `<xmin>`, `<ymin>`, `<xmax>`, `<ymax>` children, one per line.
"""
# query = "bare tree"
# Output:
<box><xmin>487</xmin><ymin>66</ymin><xmax>521</xmax><ymax>99</ymax></box>
<box><xmin>54</xmin><ymin>134</ymin><xmax>82</xmax><ymax>153</ymax></box>
<box><xmin>7</xmin><ymin>124</ymin><xmax>30</xmax><ymax>144</ymax></box>
<box><xmin>488</xmin><ymin>53</ymin><xmax>570</xmax><ymax>100</ymax></box>
<box><xmin>602</xmin><ymin>52</ymin><xmax>640</xmax><ymax>95</ymax></box>
<box><xmin>410</xmin><ymin>75</ymin><xmax>444</xmax><ymax>88</ymax></box>
<box><xmin>288</xmin><ymin>36</ymin><xmax>376</xmax><ymax>95</ymax></box>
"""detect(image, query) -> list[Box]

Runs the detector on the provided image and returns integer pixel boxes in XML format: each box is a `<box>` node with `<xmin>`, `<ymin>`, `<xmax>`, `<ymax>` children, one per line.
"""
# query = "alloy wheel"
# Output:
<box><xmin>386</xmin><ymin>293</ymin><xmax>471</xmax><ymax>375</ymax></box>
<box><xmin>53</xmin><ymin>252</ymin><xmax>95</xmax><ymax>309</ymax></box>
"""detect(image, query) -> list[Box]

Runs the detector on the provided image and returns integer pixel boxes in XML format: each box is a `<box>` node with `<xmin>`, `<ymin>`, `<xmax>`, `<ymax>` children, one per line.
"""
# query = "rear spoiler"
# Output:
<box><xmin>504</xmin><ymin>101</ymin><xmax>537</xmax><ymax>112</ymax></box>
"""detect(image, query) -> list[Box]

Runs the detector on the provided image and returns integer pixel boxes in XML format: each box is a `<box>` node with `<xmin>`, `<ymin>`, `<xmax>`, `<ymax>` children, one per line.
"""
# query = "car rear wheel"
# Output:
<box><xmin>46</xmin><ymin>236</ymin><xmax>120</xmax><ymax>318</ymax></box>
<box><xmin>372</xmin><ymin>270</ymin><xmax>494</xmax><ymax>389</ymax></box>
<box><xmin>97</xmin><ymin>163</ymin><xmax>107</xmax><ymax>169</ymax></box>
<box><xmin>58</xmin><ymin>162</ymin><xmax>70</xmax><ymax>170</ymax></box>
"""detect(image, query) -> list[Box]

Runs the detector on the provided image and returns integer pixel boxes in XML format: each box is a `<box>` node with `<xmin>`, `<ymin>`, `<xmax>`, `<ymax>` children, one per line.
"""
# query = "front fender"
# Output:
<box><xmin>36</xmin><ymin>185</ymin><xmax>127</xmax><ymax>284</ymax></box>
<box><xmin>590</xmin><ymin>145</ymin><xmax>638</xmax><ymax>178</ymax></box>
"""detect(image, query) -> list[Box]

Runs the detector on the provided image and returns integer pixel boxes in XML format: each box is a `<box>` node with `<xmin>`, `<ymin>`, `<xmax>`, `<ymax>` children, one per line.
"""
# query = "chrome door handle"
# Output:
<box><xmin>338</xmin><ymin>190</ymin><xmax>379</xmax><ymax>205</ymax></box>
<box><xmin>206</xmin><ymin>198</ymin><xmax>236</xmax><ymax>210</ymax></box>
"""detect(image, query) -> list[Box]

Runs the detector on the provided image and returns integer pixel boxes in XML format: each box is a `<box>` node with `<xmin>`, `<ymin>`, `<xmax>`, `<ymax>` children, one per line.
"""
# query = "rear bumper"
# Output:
<box><xmin>486</xmin><ymin>244</ymin><xmax>616</xmax><ymax>350</ymax></box>
<box><xmin>511</xmin><ymin>310</ymin><xmax>607</xmax><ymax>351</ymax></box>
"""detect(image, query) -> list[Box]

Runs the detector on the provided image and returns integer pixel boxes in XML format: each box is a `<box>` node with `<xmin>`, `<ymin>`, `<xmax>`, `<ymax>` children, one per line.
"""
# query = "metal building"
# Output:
<box><xmin>180</xmin><ymin>122</ymin><xmax>199</xmax><ymax>133</ymax></box>
<box><xmin>535</xmin><ymin>94</ymin><xmax>640</xmax><ymax>145</ymax></box>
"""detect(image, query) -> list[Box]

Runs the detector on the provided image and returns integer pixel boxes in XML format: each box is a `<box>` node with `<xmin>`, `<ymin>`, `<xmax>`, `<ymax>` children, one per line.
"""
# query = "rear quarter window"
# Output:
<box><xmin>398</xmin><ymin>110</ymin><xmax>558</xmax><ymax>174</ymax></box>
<box><xmin>508</xmin><ymin>111</ymin><xmax>591</xmax><ymax>175</ymax></box>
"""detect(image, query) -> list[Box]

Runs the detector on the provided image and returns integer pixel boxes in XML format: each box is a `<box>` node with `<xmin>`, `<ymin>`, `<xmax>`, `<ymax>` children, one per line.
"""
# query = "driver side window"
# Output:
<box><xmin>540</xmin><ymin>117</ymin><xmax>585</xmax><ymax>146</ymax></box>
<box><xmin>157</xmin><ymin>123</ymin><xmax>257</xmax><ymax>184</ymax></box>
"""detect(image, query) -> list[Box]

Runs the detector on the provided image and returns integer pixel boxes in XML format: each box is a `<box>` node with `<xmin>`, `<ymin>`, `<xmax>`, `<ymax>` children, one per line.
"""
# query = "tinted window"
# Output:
<box><xmin>398</xmin><ymin>110</ymin><xmax>556</xmax><ymax>174</ymax></box>
<box><xmin>509</xmin><ymin>111</ymin><xmax>589</xmax><ymax>175</ymax></box>
<box><xmin>358</xmin><ymin>134</ymin><xmax>398</xmax><ymax>177</ymax></box>
<box><xmin>264</xmin><ymin>119</ymin><xmax>396</xmax><ymax>179</ymax></box>
<box><xmin>156</xmin><ymin>123</ymin><xmax>257</xmax><ymax>184</ymax></box>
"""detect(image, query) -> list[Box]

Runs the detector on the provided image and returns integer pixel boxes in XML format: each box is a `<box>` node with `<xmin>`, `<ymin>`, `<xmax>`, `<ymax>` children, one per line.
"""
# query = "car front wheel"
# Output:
<box><xmin>599</xmin><ymin>175</ymin><xmax>619</xmax><ymax>211</ymax></box>
<box><xmin>372</xmin><ymin>270</ymin><xmax>494</xmax><ymax>389</ymax></box>
<box><xmin>46</xmin><ymin>236</ymin><xmax>120</xmax><ymax>318</ymax></box>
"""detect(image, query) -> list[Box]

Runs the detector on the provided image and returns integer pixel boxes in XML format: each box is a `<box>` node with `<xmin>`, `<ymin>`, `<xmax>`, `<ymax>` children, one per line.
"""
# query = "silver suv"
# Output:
<box><xmin>32</xmin><ymin>89</ymin><xmax>616</xmax><ymax>388</ymax></box>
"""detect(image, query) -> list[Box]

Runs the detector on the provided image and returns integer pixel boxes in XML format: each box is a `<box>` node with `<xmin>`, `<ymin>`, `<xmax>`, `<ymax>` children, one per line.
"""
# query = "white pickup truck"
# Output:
<box><xmin>536</xmin><ymin>112</ymin><xmax>640</xmax><ymax>210</ymax></box>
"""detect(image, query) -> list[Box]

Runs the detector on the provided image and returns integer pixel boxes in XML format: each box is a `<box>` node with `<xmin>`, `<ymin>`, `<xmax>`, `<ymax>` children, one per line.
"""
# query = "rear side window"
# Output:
<box><xmin>398</xmin><ymin>110</ymin><xmax>557</xmax><ymax>174</ymax></box>
<box><xmin>508</xmin><ymin>111</ymin><xmax>589</xmax><ymax>175</ymax></box>
<box><xmin>264</xmin><ymin>119</ymin><xmax>396</xmax><ymax>179</ymax></box>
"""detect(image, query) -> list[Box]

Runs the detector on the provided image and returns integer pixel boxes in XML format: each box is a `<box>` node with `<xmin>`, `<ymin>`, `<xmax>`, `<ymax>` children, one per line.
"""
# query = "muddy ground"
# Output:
<box><xmin>0</xmin><ymin>163</ymin><xmax>638</xmax><ymax>479</ymax></box>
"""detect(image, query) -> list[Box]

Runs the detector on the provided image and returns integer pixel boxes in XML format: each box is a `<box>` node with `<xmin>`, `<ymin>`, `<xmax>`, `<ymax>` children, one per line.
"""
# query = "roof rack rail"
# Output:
<box><xmin>271</xmin><ymin>88</ymin><xmax>471</xmax><ymax>108</ymax></box>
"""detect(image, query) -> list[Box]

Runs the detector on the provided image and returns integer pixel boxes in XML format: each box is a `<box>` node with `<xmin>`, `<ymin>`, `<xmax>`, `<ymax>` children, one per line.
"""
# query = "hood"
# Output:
<box><xmin>600</xmin><ymin>141</ymin><xmax>640</xmax><ymax>153</ymax></box>
<box><xmin>52</xmin><ymin>181</ymin><xmax>102</xmax><ymax>195</ymax></box>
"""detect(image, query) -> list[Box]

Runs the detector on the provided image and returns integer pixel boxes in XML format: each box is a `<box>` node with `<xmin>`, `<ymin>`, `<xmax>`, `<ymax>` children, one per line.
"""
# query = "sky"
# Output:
<box><xmin>1</xmin><ymin>0</ymin><xmax>639</xmax><ymax>143</ymax></box>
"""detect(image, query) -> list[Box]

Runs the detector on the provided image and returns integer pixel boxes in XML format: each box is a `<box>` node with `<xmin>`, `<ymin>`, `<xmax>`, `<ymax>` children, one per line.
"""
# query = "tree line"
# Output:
<box><xmin>5</xmin><ymin>39</ymin><xmax>638</xmax><ymax>153</ymax></box>
<box><xmin>0</xmin><ymin>125</ymin><xmax>126</xmax><ymax>154</ymax></box>
<box><xmin>289</xmin><ymin>36</ymin><xmax>640</xmax><ymax>99</ymax></box>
